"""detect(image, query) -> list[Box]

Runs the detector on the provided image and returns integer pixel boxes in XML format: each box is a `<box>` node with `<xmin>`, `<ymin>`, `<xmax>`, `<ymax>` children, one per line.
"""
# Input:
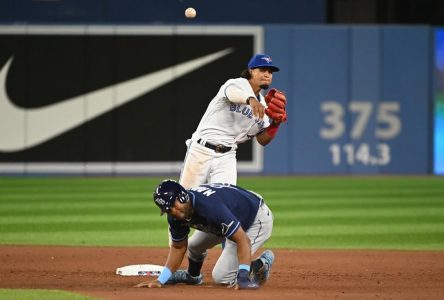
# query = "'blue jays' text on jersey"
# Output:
<box><xmin>167</xmin><ymin>183</ymin><xmax>263</xmax><ymax>242</ymax></box>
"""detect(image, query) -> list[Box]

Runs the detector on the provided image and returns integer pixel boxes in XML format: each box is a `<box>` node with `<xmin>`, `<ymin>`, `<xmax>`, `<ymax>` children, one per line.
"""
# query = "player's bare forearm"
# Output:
<box><xmin>256</xmin><ymin>130</ymin><xmax>274</xmax><ymax>146</ymax></box>
<box><xmin>165</xmin><ymin>239</ymin><xmax>188</xmax><ymax>272</ymax></box>
<box><xmin>230</xmin><ymin>228</ymin><xmax>252</xmax><ymax>266</ymax></box>
<box><xmin>248</xmin><ymin>98</ymin><xmax>265</xmax><ymax>119</ymax></box>
<box><xmin>257</xmin><ymin>118</ymin><xmax>282</xmax><ymax>145</ymax></box>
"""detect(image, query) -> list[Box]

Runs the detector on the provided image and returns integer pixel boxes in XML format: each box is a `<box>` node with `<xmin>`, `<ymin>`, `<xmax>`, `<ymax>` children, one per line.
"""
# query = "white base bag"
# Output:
<box><xmin>116</xmin><ymin>264</ymin><xmax>164</xmax><ymax>276</ymax></box>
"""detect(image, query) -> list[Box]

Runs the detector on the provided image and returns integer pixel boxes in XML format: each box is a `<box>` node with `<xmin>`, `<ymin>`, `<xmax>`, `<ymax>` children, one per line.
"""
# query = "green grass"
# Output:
<box><xmin>1</xmin><ymin>176</ymin><xmax>444</xmax><ymax>250</ymax></box>
<box><xmin>0</xmin><ymin>289</ymin><xmax>96</xmax><ymax>300</ymax></box>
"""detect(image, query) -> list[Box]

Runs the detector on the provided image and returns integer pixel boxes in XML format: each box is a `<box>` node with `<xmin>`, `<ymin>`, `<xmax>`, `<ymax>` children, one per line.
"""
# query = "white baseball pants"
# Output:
<box><xmin>179</xmin><ymin>140</ymin><xmax>237</xmax><ymax>189</ymax></box>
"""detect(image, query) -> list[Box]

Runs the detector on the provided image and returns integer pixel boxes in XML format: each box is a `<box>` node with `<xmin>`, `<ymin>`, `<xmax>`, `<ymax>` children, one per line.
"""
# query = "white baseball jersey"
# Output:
<box><xmin>179</xmin><ymin>77</ymin><xmax>271</xmax><ymax>189</ymax></box>
<box><xmin>191</xmin><ymin>78</ymin><xmax>272</xmax><ymax>149</ymax></box>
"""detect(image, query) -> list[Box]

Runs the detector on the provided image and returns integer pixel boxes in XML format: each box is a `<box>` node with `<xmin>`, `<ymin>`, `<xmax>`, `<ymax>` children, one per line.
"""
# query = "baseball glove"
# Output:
<box><xmin>264</xmin><ymin>88</ymin><xmax>287</xmax><ymax>123</ymax></box>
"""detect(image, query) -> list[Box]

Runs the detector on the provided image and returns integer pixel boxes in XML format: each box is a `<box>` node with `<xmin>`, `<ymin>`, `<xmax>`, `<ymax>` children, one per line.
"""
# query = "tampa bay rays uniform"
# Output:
<box><xmin>179</xmin><ymin>77</ymin><xmax>272</xmax><ymax>189</ymax></box>
<box><xmin>168</xmin><ymin>183</ymin><xmax>273</xmax><ymax>284</ymax></box>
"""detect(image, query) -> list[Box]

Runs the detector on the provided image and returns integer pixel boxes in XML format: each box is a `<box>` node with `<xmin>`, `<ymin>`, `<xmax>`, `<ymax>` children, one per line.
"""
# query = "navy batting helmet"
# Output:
<box><xmin>153</xmin><ymin>179</ymin><xmax>189</xmax><ymax>215</ymax></box>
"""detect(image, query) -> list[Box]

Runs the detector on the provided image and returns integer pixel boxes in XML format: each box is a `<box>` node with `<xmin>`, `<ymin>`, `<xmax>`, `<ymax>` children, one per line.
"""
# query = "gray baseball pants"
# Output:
<box><xmin>187</xmin><ymin>201</ymin><xmax>273</xmax><ymax>285</ymax></box>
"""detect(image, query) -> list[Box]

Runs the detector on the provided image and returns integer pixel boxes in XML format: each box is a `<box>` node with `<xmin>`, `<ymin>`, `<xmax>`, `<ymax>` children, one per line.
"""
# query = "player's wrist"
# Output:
<box><xmin>266</xmin><ymin>122</ymin><xmax>280</xmax><ymax>138</ymax></box>
<box><xmin>238</xmin><ymin>264</ymin><xmax>251</xmax><ymax>272</ymax></box>
<box><xmin>271</xmin><ymin>119</ymin><xmax>281</xmax><ymax>126</ymax></box>
<box><xmin>246</xmin><ymin>96</ymin><xmax>256</xmax><ymax>105</ymax></box>
<box><xmin>157</xmin><ymin>266</ymin><xmax>172</xmax><ymax>285</ymax></box>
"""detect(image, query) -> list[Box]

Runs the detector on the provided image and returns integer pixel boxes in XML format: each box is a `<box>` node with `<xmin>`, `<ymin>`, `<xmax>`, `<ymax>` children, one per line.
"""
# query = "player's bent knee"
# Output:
<box><xmin>211</xmin><ymin>270</ymin><xmax>224</xmax><ymax>284</ymax></box>
<box><xmin>212</xmin><ymin>269</ymin><xmax>236</xmax><ymax>285</ymax></box>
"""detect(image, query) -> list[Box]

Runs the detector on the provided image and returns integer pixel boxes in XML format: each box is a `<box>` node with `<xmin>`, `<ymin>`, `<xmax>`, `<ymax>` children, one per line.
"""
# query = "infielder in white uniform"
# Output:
<box><xmin>165</xmin><ymin>54</ymin><xmax>287</xmax><ymax>285</ymax></box>
<box><xmin>179</xmin><ymin>53</ymin><xmax>287</xmax><ymax>189</ymax></box>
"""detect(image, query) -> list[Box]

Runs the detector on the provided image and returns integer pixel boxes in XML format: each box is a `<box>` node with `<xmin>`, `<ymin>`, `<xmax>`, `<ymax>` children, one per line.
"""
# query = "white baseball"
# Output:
<box><xmin>185</xmin><ymin>7</ymin><xmax>196</xmax><ymax>19</ymax></box>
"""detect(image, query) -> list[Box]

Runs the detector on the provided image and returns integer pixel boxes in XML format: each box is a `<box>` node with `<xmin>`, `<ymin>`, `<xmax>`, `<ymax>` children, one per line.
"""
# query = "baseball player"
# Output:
<box><xmin>167</xmin><ymin>53</ymin><xmax>286</xmax><ymax>279</ymax></box>
<box><xmin>179</xmin><ymin>53</ymin><xmax>287</xmax><ymax>189</ymax></box>
<box><xmin>134</xmin><ymin>179</ymin><xmax>274</xmax><ymax>289</ymax></box>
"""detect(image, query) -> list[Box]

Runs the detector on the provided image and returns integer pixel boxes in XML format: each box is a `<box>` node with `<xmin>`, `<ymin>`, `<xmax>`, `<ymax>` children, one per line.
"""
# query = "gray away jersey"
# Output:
<box><xmin>168</xmin><ymin>183</ymin><xmax>263</xmax><ymax>242</ymax></box>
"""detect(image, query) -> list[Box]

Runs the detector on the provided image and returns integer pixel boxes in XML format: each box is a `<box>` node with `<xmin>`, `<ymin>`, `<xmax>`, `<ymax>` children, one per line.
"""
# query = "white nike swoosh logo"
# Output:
<box><xmin>0</xmin><ymin>48</ymin><xmax>233</xmax><ymax>152</ymax></box>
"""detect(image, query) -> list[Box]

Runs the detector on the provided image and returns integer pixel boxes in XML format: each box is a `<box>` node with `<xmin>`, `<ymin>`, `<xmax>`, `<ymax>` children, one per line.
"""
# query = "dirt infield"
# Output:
<box><xmin>1</xmin><ymin>246</ymin><xmax>444</xmax><ymax>299</ymax></box>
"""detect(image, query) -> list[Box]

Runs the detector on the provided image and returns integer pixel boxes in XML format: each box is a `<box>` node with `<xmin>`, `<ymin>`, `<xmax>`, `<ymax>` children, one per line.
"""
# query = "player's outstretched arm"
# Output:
<box><xmin>225</xmin><ymin>84</ymin><xmax>265</xmax><ymax>119</ymax></box>
<box><xmin>134</xmin><ymin>239</ymin><xmax>188</xmax><ymax>288</ymax></box>
<box><xmin>247</xmin><ymin>97</ymin><xmax>265</xmax><ymax>119</ymax></box>
<box><xmin>165</xmin><ymin>239</ymin><xmax>188</xmax><ymax>272</ymax></box>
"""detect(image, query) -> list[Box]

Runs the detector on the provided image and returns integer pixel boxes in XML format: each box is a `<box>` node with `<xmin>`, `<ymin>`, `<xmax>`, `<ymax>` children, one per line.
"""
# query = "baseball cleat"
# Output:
<box><xmin>166</xmin><ymin>270</ymin><xmax>203</xmax><ymax>285</ymax></box>
<box><xmin>251</xmin><ymin>250</ymin><xmax>275</xmax><ymax>285</ymax></box>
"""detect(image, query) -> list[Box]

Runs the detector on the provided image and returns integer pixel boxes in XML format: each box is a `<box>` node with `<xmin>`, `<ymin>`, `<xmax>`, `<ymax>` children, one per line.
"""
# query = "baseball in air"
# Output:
<box><xmin>185</xmin><ymin>7</ymin><xmax>197</xmax><ymax>19</ymax></box>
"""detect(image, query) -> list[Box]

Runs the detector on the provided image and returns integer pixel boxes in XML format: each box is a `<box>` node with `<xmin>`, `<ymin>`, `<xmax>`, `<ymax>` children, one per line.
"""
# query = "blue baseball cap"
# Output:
<box><xmin>247</xmin><ymin>54</ymin><xmax>280</xmax><ymax>72</ymax></box>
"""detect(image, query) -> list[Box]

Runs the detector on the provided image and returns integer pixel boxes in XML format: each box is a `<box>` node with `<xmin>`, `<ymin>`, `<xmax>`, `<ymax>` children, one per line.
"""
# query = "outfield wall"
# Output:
<box><xmin>265</xmin><ymin>26</ymin><xmax>433</xmax><ymax>174</ymax></box>
<box><xmin>0</xmin><ymin>25</ymin><xmax>434</xmax><ymax>175</ymax></box>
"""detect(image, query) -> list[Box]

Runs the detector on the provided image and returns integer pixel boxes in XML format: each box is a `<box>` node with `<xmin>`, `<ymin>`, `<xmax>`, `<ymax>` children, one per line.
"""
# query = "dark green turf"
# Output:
<box><xmin>1</xmin><ymin>176</ymin><xmax>443</xmax><ymax>250</ymax></box>
<box><xmin>0</xmin><ymin>289</ymin><xmax>97</xmax><ymax>300</ymax></box>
